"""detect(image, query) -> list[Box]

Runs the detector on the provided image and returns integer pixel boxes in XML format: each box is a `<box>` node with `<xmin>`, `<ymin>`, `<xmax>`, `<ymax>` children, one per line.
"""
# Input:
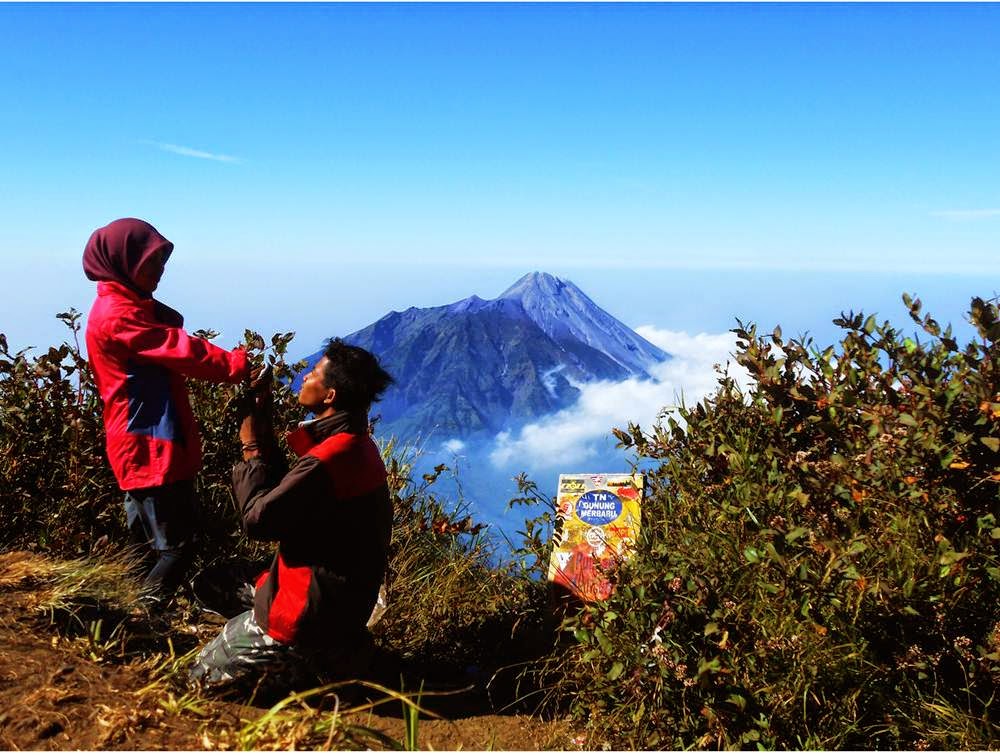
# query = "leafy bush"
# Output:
<box><xmin>375</xmin><ymin>440</ymin><xmax>548</xmax><ymax>682</ymax></box>
<box><xmin>0</xmin><ymin>311</ymin><xmax>120</xmax><ymax>553</ymax></box>
<box><xmin>539</xmin><ymin>295</ymin><xmax>1000</xmax><ymax>749</ymax></box>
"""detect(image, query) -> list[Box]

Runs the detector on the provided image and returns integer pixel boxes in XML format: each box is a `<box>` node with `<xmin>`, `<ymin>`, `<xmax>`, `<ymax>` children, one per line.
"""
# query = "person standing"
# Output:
<box><xmin>83</xmin><ymin>217</ymin><xmax>250</xmax><ymax>602</ymax></box>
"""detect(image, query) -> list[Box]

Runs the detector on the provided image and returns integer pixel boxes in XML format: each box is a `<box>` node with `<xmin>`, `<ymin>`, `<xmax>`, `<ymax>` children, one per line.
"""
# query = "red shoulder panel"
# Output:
<box><xmin>285</xmin><ymin>426</ymin><xmax>315</xmax><ymax>458</ymax></box>
<box><xmin>310</xmin><ymin>433</ymin><xmax>387</xmax><ymax>499</ymax></box>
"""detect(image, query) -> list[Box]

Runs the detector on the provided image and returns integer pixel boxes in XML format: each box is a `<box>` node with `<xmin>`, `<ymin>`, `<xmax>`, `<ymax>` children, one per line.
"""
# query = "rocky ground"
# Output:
<box><xmin>0</xmin><ymin>551</ymin><xmax>576</xmax><ymax>751</ymax></box>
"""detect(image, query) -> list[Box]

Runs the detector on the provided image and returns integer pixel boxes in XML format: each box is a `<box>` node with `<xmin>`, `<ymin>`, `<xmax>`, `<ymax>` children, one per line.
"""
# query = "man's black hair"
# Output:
<box><xmin>320</xmin><ymin>338</ymin><xmax>394</xmax><ymax>412</ymax></box>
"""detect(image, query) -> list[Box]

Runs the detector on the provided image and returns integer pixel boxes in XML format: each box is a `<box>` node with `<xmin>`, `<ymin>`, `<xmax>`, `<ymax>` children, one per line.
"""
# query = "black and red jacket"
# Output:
<box><xmin>232</xmin><ymin>411</ymin><xmax>391</xmax><ymax>646</ymax></box>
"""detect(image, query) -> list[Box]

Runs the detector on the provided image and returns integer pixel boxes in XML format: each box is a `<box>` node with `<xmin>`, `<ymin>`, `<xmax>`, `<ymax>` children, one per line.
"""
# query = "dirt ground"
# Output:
<box><xmin>0</xmin><ymin>551</ymin><xmax>576</xmax><ymax>751</ymax></box>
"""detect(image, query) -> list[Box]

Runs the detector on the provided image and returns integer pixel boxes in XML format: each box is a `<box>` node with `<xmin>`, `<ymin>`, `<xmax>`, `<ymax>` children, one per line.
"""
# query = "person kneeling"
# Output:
<box><xmin>190</xmin><ymin>339</ymin><xmax>394</xmax><ymax>693</ymax></box>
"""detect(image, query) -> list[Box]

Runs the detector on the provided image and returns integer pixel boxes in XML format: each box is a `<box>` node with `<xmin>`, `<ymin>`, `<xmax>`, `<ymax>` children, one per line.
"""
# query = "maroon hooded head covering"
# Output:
<box><xmin>83</xmin><ymin>218</ymin><xmax>183</xmax><ymax>325</ymax></box>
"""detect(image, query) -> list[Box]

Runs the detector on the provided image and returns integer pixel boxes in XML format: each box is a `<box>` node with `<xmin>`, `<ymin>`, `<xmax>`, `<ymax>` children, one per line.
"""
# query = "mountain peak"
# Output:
<box><xmin>499</xmin><ymin>271</ymin><xmax>573</xmax><ymax>301</ymax></box>
<box><xmin>494</xmin><ymin>271</ymin><xmax>668</xmax><ymax>375</ymax></box>
<box><xmin>446</xmin><ymin>294</ymin><xmax>485</xmax><ymax>314</ymax></box>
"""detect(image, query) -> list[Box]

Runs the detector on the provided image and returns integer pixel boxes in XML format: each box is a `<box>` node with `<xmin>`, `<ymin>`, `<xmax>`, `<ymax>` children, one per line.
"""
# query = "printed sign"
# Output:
<box><xmin>547</xmin><ymin>473</ymin><xmax>643</xmax><ymax>602</ymax></box>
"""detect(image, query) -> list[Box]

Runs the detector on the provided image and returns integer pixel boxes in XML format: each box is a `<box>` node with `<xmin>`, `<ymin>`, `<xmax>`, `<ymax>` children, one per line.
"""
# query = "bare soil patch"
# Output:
<box><xmin>0</xmin><ymin>551</ymin><xmax>575</xmax><ymax>751</ymax></box>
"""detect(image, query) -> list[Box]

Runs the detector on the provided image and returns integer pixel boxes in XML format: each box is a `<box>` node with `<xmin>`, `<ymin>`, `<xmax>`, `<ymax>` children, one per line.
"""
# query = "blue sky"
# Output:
<box><xmin>1</xmin><ymin>2</ymin><xmax>998</xmax><ymax>355</ymax></box>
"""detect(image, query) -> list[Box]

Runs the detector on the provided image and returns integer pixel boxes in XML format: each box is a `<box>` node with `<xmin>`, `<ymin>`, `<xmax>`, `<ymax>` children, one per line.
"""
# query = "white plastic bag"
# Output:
<box><xmin>366</xmin><ymin>582</ymin><xmax>389</xmax><ymax>628</ymax></box>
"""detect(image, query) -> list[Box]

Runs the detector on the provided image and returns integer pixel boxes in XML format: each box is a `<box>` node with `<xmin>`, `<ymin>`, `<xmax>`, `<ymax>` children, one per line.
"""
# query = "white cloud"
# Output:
<box><xmin>144</xmin><ymin>140</ymin><xmax>242</xmax><ymax>164</ymax></box>
<box><xmin>541</xmin><ymin>364</ymin><xmax>566</xmax><ymax>397</ymax></box>
<box><xmin>441</xmin><ymin>438</ymin><xmax>466</xmax><ymax>454</ymax></box>
<box><xmin>488</xmin><ymin>328</ymin><xmax>751</xmax><ymax>468</ymax></box>
<box><xmin>635</xmin><ymin>326</ymin><xmax>736</xmax><ymax>360</ymax></box>
<box><xmin>930</xmin><ymin>208</ymin><xmax>1000</xmax><ymax>220</ymax></box>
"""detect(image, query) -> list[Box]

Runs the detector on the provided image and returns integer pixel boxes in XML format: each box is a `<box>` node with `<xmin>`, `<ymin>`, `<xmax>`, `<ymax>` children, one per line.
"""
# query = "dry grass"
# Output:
<box><xmin>234</xmin><ymin>679</ymin><xmax>477</xmax><ymax>750</ymax></box>
<box><xmin>0</xmin><ymin>550</ymin><xmax>64</xmax><ymax>586</ymax></box>
<box><xmin>0</xmin><ymin>548</ymin><xmax>144</xmax><ymax>614</ymax></box>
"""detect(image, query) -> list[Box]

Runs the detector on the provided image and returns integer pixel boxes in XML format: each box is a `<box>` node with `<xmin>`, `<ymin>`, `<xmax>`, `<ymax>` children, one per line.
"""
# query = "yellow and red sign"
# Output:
<box><xmin>547</xmin><ymin>473</ymin><xmax>643</xmax><ymax>602</ymax></box>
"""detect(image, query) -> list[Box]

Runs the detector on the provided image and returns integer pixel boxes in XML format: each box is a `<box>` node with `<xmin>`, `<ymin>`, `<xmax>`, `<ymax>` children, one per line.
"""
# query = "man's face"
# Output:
<box><xmin>298</xmin><ymin>357</ymin><xmax>335</xmax><ymax>412</ymax></box>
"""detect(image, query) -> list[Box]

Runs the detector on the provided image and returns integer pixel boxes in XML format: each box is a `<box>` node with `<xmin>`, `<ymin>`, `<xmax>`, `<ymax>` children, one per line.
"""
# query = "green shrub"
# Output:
<box><xmin>0</xmin><ymin>311</ymin><xmax>120</xmax><ymax>553</ymax></box>
<box><xmin>538</xmin><ymin>295</ymin><xmax>1000</xmax><ymax>749</ymax></box>
<box><xmin>376</xmin><ymin>440</ymin><xmax>547</xmax><ymax>678</ymax></box>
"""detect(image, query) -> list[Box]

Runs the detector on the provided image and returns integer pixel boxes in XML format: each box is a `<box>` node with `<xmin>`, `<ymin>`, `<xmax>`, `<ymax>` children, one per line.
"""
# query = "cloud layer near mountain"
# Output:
<box><xmin>487</xmin><ymin>327</ymin><xmax>751</xmax><ymax>467</ymax></box>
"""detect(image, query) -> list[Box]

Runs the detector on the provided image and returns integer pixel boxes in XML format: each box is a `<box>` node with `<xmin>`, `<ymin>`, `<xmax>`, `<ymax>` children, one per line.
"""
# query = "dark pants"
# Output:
<box><xmin>123</xmin><ymin>479</ymin><xmax>196</xmax><ymax>600</ymax></box>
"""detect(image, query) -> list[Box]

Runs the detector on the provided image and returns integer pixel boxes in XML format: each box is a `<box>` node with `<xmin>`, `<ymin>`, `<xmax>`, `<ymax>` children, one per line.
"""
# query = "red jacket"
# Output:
<box><xmin>85</xmin><ymin>281</ymin><xmax>249</xmax><ymax>490</ymax></box>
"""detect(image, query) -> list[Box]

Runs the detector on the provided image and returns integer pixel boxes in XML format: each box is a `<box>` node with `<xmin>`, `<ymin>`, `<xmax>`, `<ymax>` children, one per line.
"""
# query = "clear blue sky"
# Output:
<box><xmin>1</xmin><ymin>2</ymin><xmax>998</xmax><ymax>354</ymax></box>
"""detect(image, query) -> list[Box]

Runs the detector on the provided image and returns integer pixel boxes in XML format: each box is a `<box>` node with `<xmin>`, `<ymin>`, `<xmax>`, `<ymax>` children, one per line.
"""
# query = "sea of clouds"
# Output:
<box><xmin>485</xmin><ymin>326</ymin><xmax>752</xmax><ymax>469</ymax></box>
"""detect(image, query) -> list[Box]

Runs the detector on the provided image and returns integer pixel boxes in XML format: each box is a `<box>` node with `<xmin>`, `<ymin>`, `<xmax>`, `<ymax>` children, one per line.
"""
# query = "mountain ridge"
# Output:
<box><xmin>298</xmin><ymin>272</ymin><xmax>669</xmax><ymax>440</ymax></box>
